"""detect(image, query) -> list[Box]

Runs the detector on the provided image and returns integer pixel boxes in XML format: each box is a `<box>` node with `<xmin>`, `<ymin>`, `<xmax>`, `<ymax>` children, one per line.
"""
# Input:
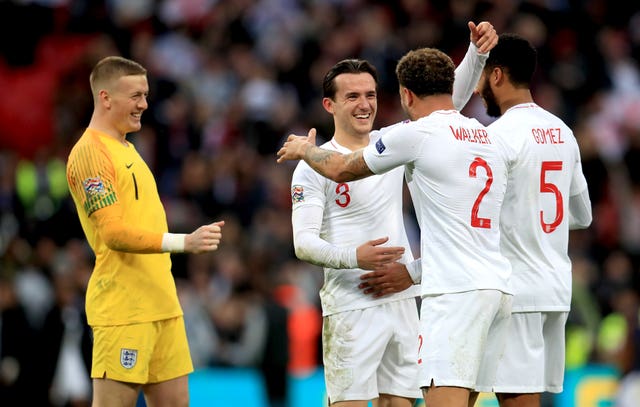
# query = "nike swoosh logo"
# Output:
<box><xmin>126</xmin><ymin>163</ymin><xmax>133</xmax><ymax>169</ymax></box>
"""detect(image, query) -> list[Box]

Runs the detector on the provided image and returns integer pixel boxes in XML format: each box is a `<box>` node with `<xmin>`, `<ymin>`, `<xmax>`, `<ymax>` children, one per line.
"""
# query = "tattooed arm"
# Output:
<box><xmin>277</xmin><ymin>128</ymin><xmax>374</xmax><ymax>182</ymax></box>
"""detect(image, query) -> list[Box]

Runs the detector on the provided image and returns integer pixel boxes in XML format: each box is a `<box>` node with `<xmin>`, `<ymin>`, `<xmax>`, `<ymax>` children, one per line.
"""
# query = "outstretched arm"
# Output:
<box><xmin>92</xmin><ymin>205</ymin><xmax>224</xmax><ymax>254</ymax></box>
<box><xmin>277</xmin><ymin>128</ymin><xmax>374</xmax><ymax>182</ymax></box>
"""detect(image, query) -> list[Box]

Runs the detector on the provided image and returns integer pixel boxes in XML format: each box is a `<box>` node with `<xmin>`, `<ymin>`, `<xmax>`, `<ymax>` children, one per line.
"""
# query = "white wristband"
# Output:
<box><xmin>161</xmin><ymin>233</ymin><xmax>187</xmax><ymax>253</ymax></box>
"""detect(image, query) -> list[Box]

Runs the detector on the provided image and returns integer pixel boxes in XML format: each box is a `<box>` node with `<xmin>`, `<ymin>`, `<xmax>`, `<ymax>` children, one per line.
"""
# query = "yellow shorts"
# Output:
<box><xmin>91</xmin><ymin>316</ymin><xmax>193</xmax><ymax>384</ymax></box>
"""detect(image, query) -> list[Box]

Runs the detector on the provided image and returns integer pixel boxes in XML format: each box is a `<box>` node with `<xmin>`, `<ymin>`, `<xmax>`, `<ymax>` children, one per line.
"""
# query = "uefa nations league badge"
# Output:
<box><xmin>121</xmin><ymin>348</ymin><xmax>138</xmax><ymax>369</ymax></box>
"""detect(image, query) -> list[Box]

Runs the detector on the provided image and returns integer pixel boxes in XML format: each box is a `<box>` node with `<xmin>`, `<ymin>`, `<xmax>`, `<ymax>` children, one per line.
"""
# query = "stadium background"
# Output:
<box><xmin>0</xmin><ymin>0</ymin><xmax>639</xmax><ymax>406</ymax></box>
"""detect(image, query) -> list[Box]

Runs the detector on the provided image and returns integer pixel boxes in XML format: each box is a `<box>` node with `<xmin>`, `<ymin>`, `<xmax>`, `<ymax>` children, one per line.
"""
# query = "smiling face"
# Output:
<box><xmin>107</xmin><ymin>74</ymin><xmax>149</xmax><ymax>135</ymax></box>
<box><xmin>323</xmin><ymin>72</ymin><xmax>377</xmax><ymax>141</ymax></box>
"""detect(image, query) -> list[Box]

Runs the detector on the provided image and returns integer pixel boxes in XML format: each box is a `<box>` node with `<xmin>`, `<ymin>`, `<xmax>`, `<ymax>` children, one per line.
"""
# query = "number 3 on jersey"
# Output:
<box><xmin>335</xmin><ymin>183</ymin><xmax>351</xmax><ymax>208</ymax></box>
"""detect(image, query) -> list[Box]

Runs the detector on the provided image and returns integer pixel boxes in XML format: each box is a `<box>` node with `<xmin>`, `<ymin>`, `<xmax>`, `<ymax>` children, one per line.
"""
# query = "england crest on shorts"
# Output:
<box><xmin>121</xmin><ymin>348</ymin><xmax>137</xmax><ymax>369</ymax></box>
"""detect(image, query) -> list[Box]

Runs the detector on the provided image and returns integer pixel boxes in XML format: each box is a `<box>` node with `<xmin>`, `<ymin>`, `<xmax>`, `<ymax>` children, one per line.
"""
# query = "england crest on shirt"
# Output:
<box><xmin>121</xmin><ymin>348</ymin><xmax>137</xmax><ymax>369</ymax></box>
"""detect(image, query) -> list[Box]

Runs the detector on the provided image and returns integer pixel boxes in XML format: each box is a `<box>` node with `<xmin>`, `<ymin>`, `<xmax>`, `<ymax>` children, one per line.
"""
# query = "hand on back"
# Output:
<box><xmin>358</xmin><ymin>262</ymin><xmax>413</xmax><ymax>298</ymax></box>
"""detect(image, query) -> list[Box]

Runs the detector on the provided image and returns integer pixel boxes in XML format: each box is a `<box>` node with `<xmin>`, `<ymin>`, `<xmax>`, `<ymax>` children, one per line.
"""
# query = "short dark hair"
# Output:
<box><xmin>485</xmin><ymin>33</ymin><xmax>537</xmax><ymax>86</ymax></box>
<box><xmin>395</xmin><ymin>48</ymin><xmax>455</xmax><ymax>97</ymax></box>
<box><xmin>323</xmin><ymin>59</ymin><xmax>378</xmax><ymax>99</ymax></box>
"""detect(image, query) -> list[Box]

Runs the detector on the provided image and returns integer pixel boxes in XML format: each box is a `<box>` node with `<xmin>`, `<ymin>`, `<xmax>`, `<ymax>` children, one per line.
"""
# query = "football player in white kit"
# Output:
<box><xmin>288</xmin><ymin>22</ymin><xmax>498</xmax><ymax>407</ymax></box>
<box><xmin>473</xmin><ymin>34</ymin><xmax>593</xmax><ymax>407</ymax></box>
<box><xmin>280</xmin><ymin>46</ymin><xmax>512</xmax><ymax>407</ymax></box>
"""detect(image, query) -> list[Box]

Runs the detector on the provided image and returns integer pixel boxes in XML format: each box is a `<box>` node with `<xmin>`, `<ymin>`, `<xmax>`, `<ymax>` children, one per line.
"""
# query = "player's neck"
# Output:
<box><xmin>87</xmin><ymin>116</ymin><xmax>128</xmax><ymax>146</ymax></box>
<box><xmin>499</xmin><ymin>89</ymin><xmax>533</xmax><ymax>114</ymax></box>
<box><xmin>411</xmin><ymin>94</ymin><xmax>455</xmax><ymax>120</ymax></box>
<box><xmin>333</xmin><ymin>131</ymin><xmax>370</xmax><ymax>151</ymax></box>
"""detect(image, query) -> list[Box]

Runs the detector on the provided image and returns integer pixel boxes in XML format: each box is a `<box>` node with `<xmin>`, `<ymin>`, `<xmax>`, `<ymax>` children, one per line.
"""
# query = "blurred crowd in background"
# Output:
<box><xmin>1</xmin><ymin>0</ymin><xmax>640</xmax><ymax>406</ymax></box>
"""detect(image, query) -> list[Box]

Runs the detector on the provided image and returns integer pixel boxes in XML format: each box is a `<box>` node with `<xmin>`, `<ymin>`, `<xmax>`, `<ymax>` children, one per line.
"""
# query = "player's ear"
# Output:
<box><xmin>493</xmin><ymin>66</ymin><xmax>506</xmax><ymax>85</ymax></box>
<box><xmin>322</xmin><ymin>97</ymin><xmax>334</xmax><ymax>114</ymax></box>
<box><xmin>99</xmin><ymin>89</ymin><xmax>112</xmax><ymax>108</ymax></box>
<box><xmin>401</xmin><ymin>87</ymin><xmax>414</xmax><ymax>106</ymax></box>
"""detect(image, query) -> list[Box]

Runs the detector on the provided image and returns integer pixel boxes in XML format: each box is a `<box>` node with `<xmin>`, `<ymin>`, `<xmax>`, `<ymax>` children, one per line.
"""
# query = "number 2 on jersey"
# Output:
<box><xmin>540</xmin><ymin>161</ymin><xmax>563</xmax><ymax>233</ymax></box>
<box><xmin>469</xmin><ymin>157</ymin><xmax>493</xmax><ymax>228</ymax></box>
<box><xmin>468</xmin><ymin>159</ymin><xmax>565</xmax><ymax>232</ymax></box>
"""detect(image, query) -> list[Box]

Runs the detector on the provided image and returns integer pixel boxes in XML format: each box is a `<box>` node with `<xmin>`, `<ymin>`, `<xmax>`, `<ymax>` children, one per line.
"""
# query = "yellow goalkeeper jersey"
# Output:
<box><xmin>66</xmin><ymin>128</ymin><xmax>182</xmax><ymax>326</ymax></box>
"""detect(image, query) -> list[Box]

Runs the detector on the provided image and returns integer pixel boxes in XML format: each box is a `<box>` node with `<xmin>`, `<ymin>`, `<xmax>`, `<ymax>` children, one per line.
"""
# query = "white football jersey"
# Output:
<box><xmin>490</xmin><ymin>103</ymin><xmax>589</xmax><ymax>311</ymax></box>
<box><xmin>291</xmin><ymin>124</ymin><xmax>419</xmax><ymax>316</ymax></box>
<box><xmin>363</xmin><ymin>110</ymin><xmax>512</xmax><ymax>296</ymax></box>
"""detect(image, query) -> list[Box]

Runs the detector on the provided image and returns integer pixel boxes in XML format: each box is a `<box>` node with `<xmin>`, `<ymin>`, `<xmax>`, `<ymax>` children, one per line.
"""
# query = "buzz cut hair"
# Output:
<box><xmin>89</xmin><ymin>56</ymin><xmax>147</xmax><ymax>97</ymax></box>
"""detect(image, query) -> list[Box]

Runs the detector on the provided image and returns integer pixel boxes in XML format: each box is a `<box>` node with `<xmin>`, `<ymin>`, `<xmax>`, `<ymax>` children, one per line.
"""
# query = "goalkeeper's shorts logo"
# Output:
<box><xmin>120</xmin><ymin>348</ymin><xmax>137</xmax><ymax>369</ymax></box>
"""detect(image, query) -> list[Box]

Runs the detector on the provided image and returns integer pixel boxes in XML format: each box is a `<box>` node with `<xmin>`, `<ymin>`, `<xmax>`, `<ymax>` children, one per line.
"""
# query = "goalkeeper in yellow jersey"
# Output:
<box><xmin>66</xmin><ymin>55</ymin><xmax>224</xmax><ymax>407</ymax></box>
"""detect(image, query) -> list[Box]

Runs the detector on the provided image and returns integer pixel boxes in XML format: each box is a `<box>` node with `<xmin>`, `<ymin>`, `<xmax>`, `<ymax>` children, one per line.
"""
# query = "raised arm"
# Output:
<box><xmin>452</xmin><ymin>21</ymin><xmax>497</xmax><ymax>110</ymax></box>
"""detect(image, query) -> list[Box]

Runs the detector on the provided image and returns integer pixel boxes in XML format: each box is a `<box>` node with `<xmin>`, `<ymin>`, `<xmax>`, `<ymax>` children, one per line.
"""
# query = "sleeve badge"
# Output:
<box><xmin>291</xmin><ymin>185</ymin><xmax>305</xmax><ymax>203</ymax></box>
<box><xmin>82</xmin><ymin>176</ymin><xmax>105</xmax><ymax>197</ymax></box>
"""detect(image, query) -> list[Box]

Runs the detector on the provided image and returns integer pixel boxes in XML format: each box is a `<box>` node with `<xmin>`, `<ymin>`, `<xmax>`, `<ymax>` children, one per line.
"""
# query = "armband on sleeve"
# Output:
<box><xmin>91</xmin><ymin>204</ymin><xmax>164</xmax><ymax>253</ymax></box>
<box><xmin>292</xmin><ymin>205</ymin><xmax>358</xmax><ymax>269</ymax></box>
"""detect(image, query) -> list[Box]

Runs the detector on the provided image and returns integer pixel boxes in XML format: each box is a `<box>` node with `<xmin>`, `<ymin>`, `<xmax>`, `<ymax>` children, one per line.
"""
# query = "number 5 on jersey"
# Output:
<box><xmin>540</xmin><ymin>161</ymin><xmax>563</xmax><ymax>233</ymax></box>
<box><xmin>468</xmin><ymin>158</ymin><xmax>565</xmax><ymax>233</ymax></box>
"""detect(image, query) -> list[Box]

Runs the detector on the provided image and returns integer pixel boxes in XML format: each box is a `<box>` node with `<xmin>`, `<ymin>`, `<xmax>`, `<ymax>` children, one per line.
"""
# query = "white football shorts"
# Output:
<box><xmin>418</xmin><ymin>289</ymin><xmax>512</xmax><ymax>390</ymax></box>
<box><xmin>476</xmin><ymin>311</ymin><xmax>568</xmax><ymax>393</ymax></box>
<box><xmin>322</xmin><ymin>298</ymin><xmax>422</xmax><ymax>403</ymax></box>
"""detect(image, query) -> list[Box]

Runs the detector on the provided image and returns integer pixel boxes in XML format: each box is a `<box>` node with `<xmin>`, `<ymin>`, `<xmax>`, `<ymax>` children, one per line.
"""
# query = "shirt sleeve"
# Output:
<box><xmin>568</xmin><ymin>146</ymin><xmax>592</xmax><ymax>229</ymax></box>
<box><xmin>452</xmin><ymin>43</ymin><xmax>488</xmax><ymax>110</ymax></box>
<box><xmin>91</xmin><ymin>204</ymin><xmax>164</xmax><ymax>253</ymax></box>
<box><xmin>67</xmin><ymin>141</ymin><xmax>164</xmax><ymax>253</ymax></box>
<box><xmin>569</xmin><ymin>189</ymin><xmax>592</xmax><ymax>230</ymax></box>
<box><xmin>363</xmin><ymin>124</ymin><xmax>421</xmax><ymax>175</ymax></box>
<box><xmin>66</xmin><ymin>142</ymin><xmax>118</xmax><ymax>217</ymax></box>
<box><xmin>290</xmin><ymin>161</ymin><xmax>358</xmax><ymax>269</ymax></box>
<box><xmin>292</xmin><ymin>204</ymin><xmax>358</xmax><ymax>269</ymax></box>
